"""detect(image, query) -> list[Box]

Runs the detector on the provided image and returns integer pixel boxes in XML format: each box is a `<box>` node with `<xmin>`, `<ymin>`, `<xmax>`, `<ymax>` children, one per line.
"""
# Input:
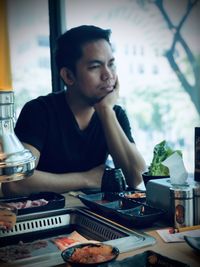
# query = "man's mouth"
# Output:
<box><xmin>104</xmin><ymin>86</ymin><xmax>114</xmax><ymax>92</ymax></box>
<box><xmin>100</xmin><ymin>84</ymin><xmax>115</xmax><ymax>92</ymax></box>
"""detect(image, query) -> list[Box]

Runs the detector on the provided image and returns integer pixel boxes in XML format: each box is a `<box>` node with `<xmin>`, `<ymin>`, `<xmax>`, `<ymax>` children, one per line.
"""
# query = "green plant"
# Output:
<box><xmin>148</xmin><ymin>140</ymin><xmax>182</xmax><ymax>176</ymax></box>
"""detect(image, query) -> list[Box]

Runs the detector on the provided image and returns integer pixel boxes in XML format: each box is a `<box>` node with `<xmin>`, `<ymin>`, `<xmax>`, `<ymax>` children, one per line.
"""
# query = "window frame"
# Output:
<box><xmin>48</xmin><ymin>0</ymin><xmax>65</xmax><ymax>92</ymax></box>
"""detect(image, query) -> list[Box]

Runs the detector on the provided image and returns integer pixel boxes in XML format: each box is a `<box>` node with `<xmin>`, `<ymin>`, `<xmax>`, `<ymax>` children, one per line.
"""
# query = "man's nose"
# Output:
<box><xmin>101</xmin><ymin>67</ymin><xmax>114</xmax><ymax>81</ymax></box>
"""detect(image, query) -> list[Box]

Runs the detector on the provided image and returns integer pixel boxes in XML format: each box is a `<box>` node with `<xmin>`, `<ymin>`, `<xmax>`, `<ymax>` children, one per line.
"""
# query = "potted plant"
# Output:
<box><xmin>143</xmin><ymin>140</ymin><xmax>182</xmax><ymax>186</ymax></box>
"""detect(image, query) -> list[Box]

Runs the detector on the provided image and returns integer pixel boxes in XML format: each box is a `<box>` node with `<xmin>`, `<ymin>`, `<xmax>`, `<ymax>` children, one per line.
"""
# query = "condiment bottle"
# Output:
<box><xmin>193</xmin><ymin>182</ymin><xmax>200</xmax><ymax>225</ymax></box>
<box><xmin>170</xmin><ymin>186</ymin><xmax>193</xmax><ymax>228</ymax></box>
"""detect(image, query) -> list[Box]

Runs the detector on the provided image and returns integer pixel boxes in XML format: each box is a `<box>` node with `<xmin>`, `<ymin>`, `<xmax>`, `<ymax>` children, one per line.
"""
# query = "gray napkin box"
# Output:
<box><xmin>146</xmin><ymin>178</ymin><xmax>173</xmax><ymax>222</ymax></box>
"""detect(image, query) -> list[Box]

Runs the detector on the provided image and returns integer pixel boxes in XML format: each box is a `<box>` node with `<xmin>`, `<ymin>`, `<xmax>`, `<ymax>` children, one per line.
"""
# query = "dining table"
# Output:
<box><xmin>53</xmin><ymin>191</ymin><xmax>200</xmax><ymax>267</ymax></box>
<box><xmin>0</xmin><ymin>190</ymin><xmax>199</xmax><ymax>267</ymax></box>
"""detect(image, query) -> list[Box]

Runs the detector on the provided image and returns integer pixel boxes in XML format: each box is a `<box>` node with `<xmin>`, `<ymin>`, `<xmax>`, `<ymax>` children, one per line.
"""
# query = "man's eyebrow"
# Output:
<box><xmin>87</xmin><ymin>59</ymin><xmax>103</xmax><ymax>65</ymax></box>
<box><xmin>87</xmin><ymin>57</ymin><xmax>115</xmax><ymax>65</ymax></box>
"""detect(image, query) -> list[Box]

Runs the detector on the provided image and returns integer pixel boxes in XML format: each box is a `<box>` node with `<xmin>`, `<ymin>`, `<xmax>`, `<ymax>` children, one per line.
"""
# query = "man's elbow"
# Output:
<box><xmin>126</xmin><ymin>167</ymin><xmax>146</xmax><ymax>189</ymax></box>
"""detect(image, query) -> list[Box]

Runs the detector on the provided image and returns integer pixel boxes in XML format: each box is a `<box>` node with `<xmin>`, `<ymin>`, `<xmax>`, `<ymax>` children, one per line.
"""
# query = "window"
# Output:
<box><xmin>7</xmin><ymin>0</ymin><xmax>51</xmax><ymax>117</ymax></box>
<box><xmin>62</xmin><ymin>0</ymin><xmax>200</xmax><ymax>172</ymax></box>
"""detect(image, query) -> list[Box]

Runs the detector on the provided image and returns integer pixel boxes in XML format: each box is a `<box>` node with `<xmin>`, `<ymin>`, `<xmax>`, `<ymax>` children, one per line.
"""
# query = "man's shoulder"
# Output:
<box><xmin>114</xmin><ymin>104</ymin><xmax>125</xmax><ymax>114</ymax></box>
<box><xmin>113</xmin><ymin>105</ymin><xmax>129</xmax><ymax>122</ymax></box>
<box><xmin>38</xmin><ymin>90</ymin><xmax>65</xmax><ymax>102</ymax></box>
<box><xmin>26</xmin><ymin>90</ymin><xmax>66</xmax><ymax>107</ymax></box>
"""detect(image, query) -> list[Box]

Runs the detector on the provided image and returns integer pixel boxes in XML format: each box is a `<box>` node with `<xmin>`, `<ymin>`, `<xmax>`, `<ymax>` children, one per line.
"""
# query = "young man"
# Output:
<box><xmin>2</xmin><ymin>25</ymin><xmax>146</xmax><ymax>196</ymax></box>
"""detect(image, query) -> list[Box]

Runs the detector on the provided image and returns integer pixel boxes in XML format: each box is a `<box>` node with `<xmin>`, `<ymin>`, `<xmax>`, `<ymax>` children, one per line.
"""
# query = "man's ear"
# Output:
<box><xmin>60</xmin><ymin>68</ymin><xmax>75</xmax><ymax>86</ymax></box>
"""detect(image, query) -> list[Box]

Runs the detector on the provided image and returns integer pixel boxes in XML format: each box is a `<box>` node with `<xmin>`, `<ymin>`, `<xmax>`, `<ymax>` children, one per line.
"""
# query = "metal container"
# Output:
<box><xmin>170</xmin><ymin>186</ymin><xmax>194</xmax><ymax>228</ymax></box>
<box><xmin>193</xmin><ymin>182</ymin><xmax>200</xmax><ymax>225</ymax></box>
<box><xmin>0</xmin><ymin>91</ymin><xmax>35</xmax><ymax>182</ymax></box>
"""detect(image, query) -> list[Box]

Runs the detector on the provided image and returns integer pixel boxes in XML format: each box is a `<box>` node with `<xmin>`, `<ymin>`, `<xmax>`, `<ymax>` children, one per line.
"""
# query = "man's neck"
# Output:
<box><xmin>65</xmin><ymin>90</ymin><xmax>95</xmax><ymax>130</ymax></box>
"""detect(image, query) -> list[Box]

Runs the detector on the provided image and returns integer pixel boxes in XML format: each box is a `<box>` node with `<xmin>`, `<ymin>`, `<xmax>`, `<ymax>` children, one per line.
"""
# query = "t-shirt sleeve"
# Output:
<box><xmin>114</xmin><ymin>106</ymin><xmax>135</xmax><ymax>143</ymax></box>
<box><xmin>14</xmin><ymin>99</ymin><xmax>48</xmax><ymax>152</ymax></box>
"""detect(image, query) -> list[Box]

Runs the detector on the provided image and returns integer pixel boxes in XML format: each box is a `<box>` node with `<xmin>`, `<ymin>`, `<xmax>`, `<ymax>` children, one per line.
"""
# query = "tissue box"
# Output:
<box><xmin>146</xmin><ymin>178</ymin><xmax>173</xmax><ymax>223</ymax></box>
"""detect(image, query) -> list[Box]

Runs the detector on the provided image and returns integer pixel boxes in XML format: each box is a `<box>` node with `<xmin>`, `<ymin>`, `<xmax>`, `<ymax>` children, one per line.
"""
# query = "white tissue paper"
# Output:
<box><xmin>162</xmin><ymin>152</ymin><xmax>188</xmax><ymax>185</ymax></box>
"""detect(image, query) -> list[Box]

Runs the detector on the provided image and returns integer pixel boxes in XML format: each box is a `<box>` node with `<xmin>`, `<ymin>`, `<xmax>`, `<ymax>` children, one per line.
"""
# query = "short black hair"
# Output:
<box><xmin>55</xmin><ymin>25</ymin><xmax>112</xmax><ymax>74</ymax></box>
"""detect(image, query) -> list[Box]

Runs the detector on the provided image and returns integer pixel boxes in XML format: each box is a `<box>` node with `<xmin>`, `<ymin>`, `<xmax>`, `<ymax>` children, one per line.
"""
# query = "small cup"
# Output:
<box><xmin>101</xmin><ymin>168</ymin><xmax>127</xmax><ymax>192</ymax></box>
<box><xmin>0</xmin><ymin>203</ymin><xmax>17</xmax><ymax>231</ymax></box>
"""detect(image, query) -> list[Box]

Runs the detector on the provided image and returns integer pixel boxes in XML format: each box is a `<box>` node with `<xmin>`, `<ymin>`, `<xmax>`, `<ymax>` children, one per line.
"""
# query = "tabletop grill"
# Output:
<box><xmin>0</xmin><ymin>207</ymin><xmax>156</xmax><ymax>267</ymax></box>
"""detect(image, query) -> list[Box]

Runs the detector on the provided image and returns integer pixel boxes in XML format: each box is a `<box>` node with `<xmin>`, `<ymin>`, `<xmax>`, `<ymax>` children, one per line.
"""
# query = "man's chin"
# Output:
<box><xmin>89</xmin><ymin>97</ymin><xmax>104</xmax><ymax>106</ymax></box>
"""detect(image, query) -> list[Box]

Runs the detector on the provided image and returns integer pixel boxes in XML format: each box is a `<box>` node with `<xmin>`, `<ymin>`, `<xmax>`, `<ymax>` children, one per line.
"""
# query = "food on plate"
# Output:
<box><xmin>52</xmin><ymin>237</ymin><xmax>78</xmax><ymax>251</ymax></box>
<box><xmin>62</xmin><ymin>243</ymin><xmax>119</xmax><ymax>265</ymax></box>
<box><xmin>71</xmin><ymin>244</ymin><xmax>113</xmax><ymax>263</ymax></box>
<box><xmin>0</xmin><ymin>240</ymin><xmax>48</xmax><ymax>262</ymax></box>
<box><xmin>0</xmin><ymin>231</ymin><xmax>92</xmax><ymax>263</ymax></box>
<box><xmin>125</xmin><ymin>192</ymin><xmax>146</xmax><ymax>199</ymax></box>
<box><xmin>51</xmin><ymin>230</ymin><xmax>91</xmax><ymax>251</ymax></box>
<box><xmin>4</xmin><ymin>199</ymin><xmax>49</xmax><ymax>210</ymax></box>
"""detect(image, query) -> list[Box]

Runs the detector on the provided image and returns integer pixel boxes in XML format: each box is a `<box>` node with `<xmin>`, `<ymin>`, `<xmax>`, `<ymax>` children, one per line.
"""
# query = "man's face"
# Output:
<box><xmin>73</xmin><ymin>39</ymin><xmax>117</xmax><ymax>105</ymax></box>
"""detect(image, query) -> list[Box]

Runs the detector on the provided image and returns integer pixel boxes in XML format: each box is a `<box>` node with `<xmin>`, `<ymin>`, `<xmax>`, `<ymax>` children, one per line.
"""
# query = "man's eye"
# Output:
<box><xmin>89</xmin><ymin>65</ymin><xmax>99</xmax><ymax>69</ymax></box>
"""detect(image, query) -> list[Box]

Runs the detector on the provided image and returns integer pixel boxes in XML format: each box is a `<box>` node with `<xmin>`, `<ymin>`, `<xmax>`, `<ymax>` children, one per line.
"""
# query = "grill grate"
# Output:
<box><xmin>0</xmin><ymin>208</ymin><xmax>156</xmax><ymax>253</ymax></box>
<box><xmin>0</xmin><ymin>214</ymin><xmax>70</xmax><ymax>237</ymax></box>
<box><xmin>0</xmin><ymin>209</ymin><xmax>125</xmax><ymax>240</ymax></box>
<box><xmin>75</xmin><ymin>215</ymin><xmax>124</xmax><ymax>240</ymax></box>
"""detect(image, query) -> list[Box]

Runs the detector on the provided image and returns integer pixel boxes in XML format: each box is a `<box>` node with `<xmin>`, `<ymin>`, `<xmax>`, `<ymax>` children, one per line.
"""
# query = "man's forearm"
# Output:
<box><xmin>2</xmin><ymin>165</ymin><xmax>105</xmax><ymax>197</ymax></box>
<box><xmin>96</xmin><ymin>107</ymin><xmax>146</xmax><ymax>188</ymax></box>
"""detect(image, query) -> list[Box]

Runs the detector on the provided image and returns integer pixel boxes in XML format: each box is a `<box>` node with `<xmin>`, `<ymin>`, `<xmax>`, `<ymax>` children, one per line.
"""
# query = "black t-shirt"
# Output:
<box><xmin>15</xmin><ymin>90</ymin><xmax>134</xmax><ymax>173</ymax></box>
